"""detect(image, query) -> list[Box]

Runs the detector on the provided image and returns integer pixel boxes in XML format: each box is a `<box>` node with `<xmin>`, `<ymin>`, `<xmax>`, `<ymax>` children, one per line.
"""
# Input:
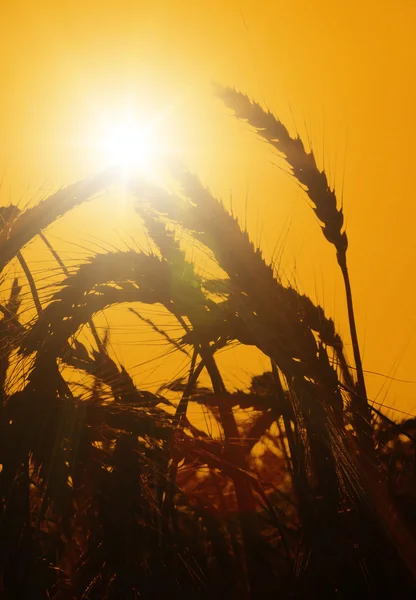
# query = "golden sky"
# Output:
<box><xmin>1</xmin><ymin>0</ymin><xmax>416</xmax><ymax>415</ymax></box>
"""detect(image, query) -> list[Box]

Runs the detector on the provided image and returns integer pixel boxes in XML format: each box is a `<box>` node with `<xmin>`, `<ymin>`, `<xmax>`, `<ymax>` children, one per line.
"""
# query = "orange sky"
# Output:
<box><xmin>1</xmin><ymin>0</ymin><xmax>416</xmax><ymax>416</ymax></box>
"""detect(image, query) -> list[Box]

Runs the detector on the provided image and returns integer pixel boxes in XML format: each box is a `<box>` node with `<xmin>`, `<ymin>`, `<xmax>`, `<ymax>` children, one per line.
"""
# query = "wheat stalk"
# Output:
<box><xmin>0</xmin><ymin>168</ymin><xmax>118</xmax><ymax>274</ymax></box>
<box><xmin>132</xmin><ymin>173</ymin><xmax>355</xmax><ymax>536</ymax></box>
<box><xmin>216</xmin><ymin>86</ymin><xmax>371</xmax><ymax>450</ymax></box>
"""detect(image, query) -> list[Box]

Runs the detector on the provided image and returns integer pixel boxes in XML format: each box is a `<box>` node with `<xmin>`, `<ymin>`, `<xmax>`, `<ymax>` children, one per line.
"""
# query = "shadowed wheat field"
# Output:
<box><xmin>0</xmin><ymin>88</ymin><xmax>415</xmax><ymax>599</ymax></box>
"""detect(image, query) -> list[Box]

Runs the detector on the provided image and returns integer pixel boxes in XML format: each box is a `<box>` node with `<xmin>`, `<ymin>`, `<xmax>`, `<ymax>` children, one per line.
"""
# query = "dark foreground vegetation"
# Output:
<box><xmin>0</xmin><ymin>89</ymin><xmax>415</xmax><ymax>599</ymax></box>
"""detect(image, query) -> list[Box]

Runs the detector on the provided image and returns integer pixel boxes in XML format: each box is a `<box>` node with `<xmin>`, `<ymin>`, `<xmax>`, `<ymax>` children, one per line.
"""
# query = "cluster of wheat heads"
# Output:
<box><xmin>0</xmin><ymin>98</ymin><xmax>415</xmax><ymax>599</ymax></box>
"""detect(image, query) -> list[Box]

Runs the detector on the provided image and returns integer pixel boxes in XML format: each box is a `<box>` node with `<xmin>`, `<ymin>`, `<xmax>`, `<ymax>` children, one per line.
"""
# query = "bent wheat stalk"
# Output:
<box><xmin>0</xmin><ymin>168</ymin><xmax>118</xmax><ymax>274</ymax></box>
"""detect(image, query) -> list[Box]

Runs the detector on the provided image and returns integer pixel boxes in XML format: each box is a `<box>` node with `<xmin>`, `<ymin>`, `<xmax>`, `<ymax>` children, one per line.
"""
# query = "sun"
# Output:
<box><xmin>100</xmin><ymin>118</ymin><xmax>159</xmax><ymax>176</ymax></box>
<box><xmin>87</xmin><ymin>97</ymin><xmax>180</xmax><ymax>182</ymax></box>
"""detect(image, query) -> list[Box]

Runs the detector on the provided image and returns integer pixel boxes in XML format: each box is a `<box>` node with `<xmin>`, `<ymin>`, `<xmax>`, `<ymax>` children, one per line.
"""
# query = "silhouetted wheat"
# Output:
<box><xmin>216</xmin><ymin>86</ymin><xmax>371</xmax><ymax>451</ymax></box>
<box><xmin>130</xmin><ymin>171</ymin><xmax>416</xmax><ymax>594</ymax></box>
<box><xmin>0</xmin><ymin>92</ymin><xmax>415</xmax><ymax>599</ymax></box>
<box><xmin>0</xmin><ymin>168</ymin><xmax>117</xmax><ymax>274</ymax></box>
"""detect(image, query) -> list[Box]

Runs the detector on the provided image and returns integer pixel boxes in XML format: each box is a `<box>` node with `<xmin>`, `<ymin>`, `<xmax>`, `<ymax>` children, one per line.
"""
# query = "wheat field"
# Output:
<box><xmin>0</xmin><ymin>89</ymin><xmax>415</xmax><ymax>599</ymax></box>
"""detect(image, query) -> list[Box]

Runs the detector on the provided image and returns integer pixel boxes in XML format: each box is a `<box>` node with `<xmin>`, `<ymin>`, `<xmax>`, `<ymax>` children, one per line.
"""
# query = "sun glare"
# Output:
<box><xmin>87</xmin><ymin>97</ymin><xmax>182</xmax><ymax>185</ymax></box>
<box><xmin>100</xmin><ymin>119</ymin><xmax>159</xmax><ymax>175</ymax></box>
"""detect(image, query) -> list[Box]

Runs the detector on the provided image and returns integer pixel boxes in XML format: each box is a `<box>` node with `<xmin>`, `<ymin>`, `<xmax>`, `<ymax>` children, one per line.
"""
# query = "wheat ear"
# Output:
<box><xmin>217</xmin><ymin>86</ymin><xmax>371</xmax><ymax>450</ymax></box>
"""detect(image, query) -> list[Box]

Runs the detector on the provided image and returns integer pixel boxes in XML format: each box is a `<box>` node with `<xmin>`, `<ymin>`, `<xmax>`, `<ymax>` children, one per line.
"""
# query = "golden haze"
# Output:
<box><xmin>1</xmin><ymin>0</ymin><xmax>416</xmax><ymax>413</ymax></box>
